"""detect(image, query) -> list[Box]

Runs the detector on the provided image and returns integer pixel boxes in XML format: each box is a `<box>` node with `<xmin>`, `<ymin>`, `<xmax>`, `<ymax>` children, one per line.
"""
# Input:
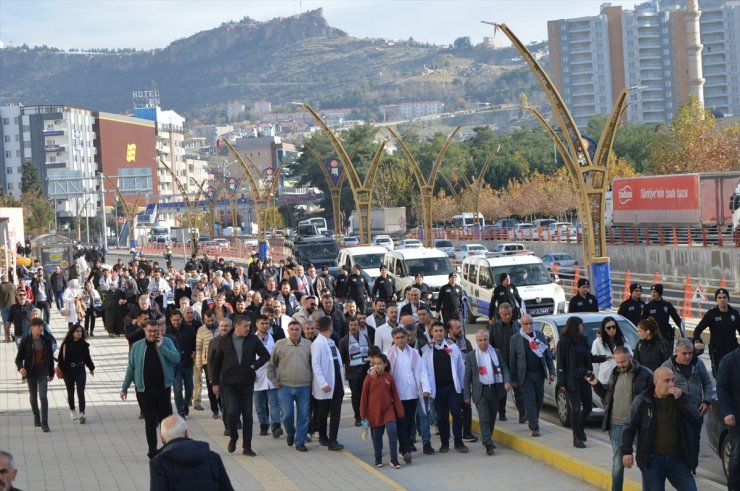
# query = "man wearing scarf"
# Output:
<box><xmin>463</xmin><ymin>329</ymin><xmax>512</xmax><ymax>455</ymax></box>
<box><xmin>339</xmin><ymin>317</ymin><xmax>371</xmax><ymax>427</ymax></box>
<box><xmin>508</xmin><ymin>314</ymin><xmax>555</xmax><ymax>437</ymax></box>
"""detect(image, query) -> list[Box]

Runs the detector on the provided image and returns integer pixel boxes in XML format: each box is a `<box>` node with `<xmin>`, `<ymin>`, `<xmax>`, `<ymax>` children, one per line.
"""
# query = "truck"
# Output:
<box><xmin>347</xmin><ymin>207</ymin><xmax>406</xmax><ymax>238</ymax></box>
<box><xmin>606</xmin><ymin>172</ymin><xmax>740</xmax><ymax>233</ymax></box>
<box><xmin>151</xmin><ymin>221</ymin><xmax>170</xmax><ymax>243</ymax></box>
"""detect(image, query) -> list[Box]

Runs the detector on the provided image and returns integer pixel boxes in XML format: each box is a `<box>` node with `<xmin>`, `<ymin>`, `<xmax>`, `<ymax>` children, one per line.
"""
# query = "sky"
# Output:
<box><xmin>0</xmin><ymin>0</ymin><xmax>640</xmax><ymax>50</ymax></box>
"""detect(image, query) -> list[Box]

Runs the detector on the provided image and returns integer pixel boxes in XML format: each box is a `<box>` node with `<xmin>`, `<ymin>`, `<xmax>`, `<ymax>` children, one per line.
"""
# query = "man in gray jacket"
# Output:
<box><xmin>268</xmin><ymin>319</ymin><xmax>313</xmax><ymax>452</ymax></box>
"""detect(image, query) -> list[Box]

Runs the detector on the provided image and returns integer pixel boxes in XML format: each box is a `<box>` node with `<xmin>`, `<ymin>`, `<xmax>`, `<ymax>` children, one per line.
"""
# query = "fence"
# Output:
<box><xmin>139</xmin><ymin>238</ymin><xmax>285</xmax><ymax>263</ymax></box>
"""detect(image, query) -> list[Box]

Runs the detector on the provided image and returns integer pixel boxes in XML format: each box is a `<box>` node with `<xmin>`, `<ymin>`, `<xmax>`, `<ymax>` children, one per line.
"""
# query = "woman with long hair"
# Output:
<box><xmin>556</xmin><ymin>316</ymin><xmax>593</xmax><ymax>448</ymax></box>
<box><xmin>591</xmin><ymin>316</ymin><xmax>632</xmax><ymax>384</ymax></box>
<box><xmin>57</xmin><ymin>324</ymin><xmax>95</xmax><ymax>423</ymax></box>
<box><xmin>634</xmin><ymin>317</ymin><xmax>671</xmax><ymax>371</ymax></box>
<box><xmin>81</xmin><ymin>281</ymin><xmax>101</xmax><ymax>337</ymax></box>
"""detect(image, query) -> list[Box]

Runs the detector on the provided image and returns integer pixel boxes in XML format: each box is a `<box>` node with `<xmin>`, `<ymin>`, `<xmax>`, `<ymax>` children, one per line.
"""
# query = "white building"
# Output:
<box><xmin>701</xmin><ymin>0</ymin><xmax>740</xmax><ymax>117</ymax></box>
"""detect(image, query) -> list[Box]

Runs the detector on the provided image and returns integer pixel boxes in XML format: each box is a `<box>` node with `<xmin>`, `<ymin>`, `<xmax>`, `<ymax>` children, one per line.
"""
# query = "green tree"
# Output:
<box><xmin>23</xmin><ymin>193</ymin><xmax>55</xmax><ymax>235</ymax></box>
<box><xmin>21</xmin><ymin>160</ymin><xmax>43</xmax><ymax>195</ymax></box>
<box><xmin>453</xmin><ymin>36</ymin><xmax>472</xmax><ymax>50</ymax></box>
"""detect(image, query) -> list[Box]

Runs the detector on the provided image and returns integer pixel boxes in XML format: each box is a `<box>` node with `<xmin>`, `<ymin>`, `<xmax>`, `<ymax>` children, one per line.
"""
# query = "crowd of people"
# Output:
<box><xmin>2</xmin><ymin>248</ymin><xmax>740</xmax><ymax>491</ymax></box>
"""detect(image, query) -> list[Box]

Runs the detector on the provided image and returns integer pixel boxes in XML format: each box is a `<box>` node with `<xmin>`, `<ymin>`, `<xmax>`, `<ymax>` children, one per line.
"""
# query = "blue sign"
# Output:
<box><xmin>324</xmin><ymin>158</ymin><xmax>344</xmax><ymax>187</ymax></box>
<box><xmin>591</xmin><ymin>262</ymin><xmax>613</xmax><ymax>311</ymax></box>
<box><xmin>258</xmin><ymin>240</ymin><xmax>269</xmax><ymax>261</ymax></box>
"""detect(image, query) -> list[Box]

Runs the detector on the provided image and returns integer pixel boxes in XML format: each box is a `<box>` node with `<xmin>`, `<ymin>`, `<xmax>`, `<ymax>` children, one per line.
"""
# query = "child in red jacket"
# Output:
<box><xmin>360</xmin><ymin>350</ymin><xmax>405</xmax><ymax>469</ymax></box>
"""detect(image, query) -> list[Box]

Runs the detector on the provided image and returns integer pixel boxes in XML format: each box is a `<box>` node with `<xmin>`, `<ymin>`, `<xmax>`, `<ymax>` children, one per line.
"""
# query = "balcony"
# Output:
<box><xmin>42</xmin><ymin>127</ymin><xmax>65</xmax><ymax>137</ymax></box>
<box><xmin>44</xmin><ymin>144</ymin><xmax>66</xmax><ymax>152</ymax></box>
<box><xmin>45</xmin><ymin>161</ymin><xmax>67</xmax><ymax>169</ymax></box>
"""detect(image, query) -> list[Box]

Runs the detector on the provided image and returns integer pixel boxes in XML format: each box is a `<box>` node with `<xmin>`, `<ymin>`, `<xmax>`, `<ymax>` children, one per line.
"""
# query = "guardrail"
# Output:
<box><xmin>139</xmin><ymin>238</ymin><xmax>285</xmax><ymax>262</ymax></box>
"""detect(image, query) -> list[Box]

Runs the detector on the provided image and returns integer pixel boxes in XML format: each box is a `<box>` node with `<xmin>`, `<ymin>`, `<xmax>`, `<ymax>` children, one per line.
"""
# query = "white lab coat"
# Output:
<box><xmin>311</xmin><ymin>334</ymin><xmax>346</xmax><ymax>400</ymax></box>
<box><xmin>421</xmin><ymin>339</ymin><xmax>465</xmax><ymax>398</ymax></box>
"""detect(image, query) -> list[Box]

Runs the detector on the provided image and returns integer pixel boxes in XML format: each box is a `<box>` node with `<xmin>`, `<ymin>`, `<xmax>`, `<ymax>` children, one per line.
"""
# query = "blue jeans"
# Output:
<box><xmin>278</xmin><ymin>385</ymin><xmax>310</xmax><ymax>446</ymax></box>
<box><xmin>371</xmin><ymin>421</ymin><xmax>398</xmax><ymax>461</ymax></box>
<box><xmin>609</xmin><ymin>425</ymin><xmax>626</xmax><ymax>491</ymax></box>
<box><xmin>173</xmin><ymin>365</ymin><xmax>194</xmax><ymax>416</ymax></box>
<box><xmin>434</xmin><ymin>385</ymin><xmax>463</xmax><ymax>446</ymax></box>
<box><xmin>54</xmin><ymin>291</ymin><xmax>64</xmax><ymax>310</ymax></box>
<box><xmin>729</xmin><ymin>425</ymin><xmax>740</xmax><ymax>491</ymax></box>
<box><xmin>254</xmin><ymin>388</ymin><xmax>282</xmax><ymax>429</ymax></box>
<box><xmin>415</xmin><ymin>396</ymin><xmax>432</xmax><ymax>445</ymax></box>
<box><xmin>642</xmin><ymin>454</ymin><xmax>697</xmax><ymax>491</ymax></box>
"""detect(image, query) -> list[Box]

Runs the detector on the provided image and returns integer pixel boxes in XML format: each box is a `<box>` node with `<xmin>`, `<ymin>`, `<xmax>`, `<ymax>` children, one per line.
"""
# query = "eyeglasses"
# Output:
<box><xmin>605</xmin><ymin>324</ymin><xmax>617</xmax><ymax>330</ymax></box>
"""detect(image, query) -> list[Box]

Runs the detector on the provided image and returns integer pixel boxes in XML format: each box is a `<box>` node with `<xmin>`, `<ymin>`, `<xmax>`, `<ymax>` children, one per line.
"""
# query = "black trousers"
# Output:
<box><xmin>347</xmin><ymin>367</ymin><xmax>366</xmax><ymax>422</ymax></box>
<box><xmin>396</xmin><ymin>399</ymin><xmax>418</xmax><ymax>454</ymax></box>
<box><xmin>567</xmin><ymin>378</ymin><xmax>593</xmax><ymax>440</ymax></box>
<box><xmin>223</xmin><ymin>384</ymin><xmax>254</xmax><ymax>449</ymax></box>
<box><xmin>136</xmin><ymin>388</ymin><xmax>172</xmax><ymax>456</ymax></box>
<box><xmin>63</xmin><ymin>367</ymin><xmax>87</xmax><ymax>413</ymax></box>
<box><xmin>310</xmin><ymin>395</ymin><xmax>320</xmax><ymax>434</ymax></box>
<box><xmin>462</xmin><ymin>398</ymin><xmax>473</xmax><ymax>435</ymax></box>
<box><xmin>316</xmin><ymin>384</ymin><xmax>344</xmax><ymax>442</ymax></box>
<box><xmin>498</xmin><ymin>385</ymin><xmax>524</xmax><ymax>416</ymax></box>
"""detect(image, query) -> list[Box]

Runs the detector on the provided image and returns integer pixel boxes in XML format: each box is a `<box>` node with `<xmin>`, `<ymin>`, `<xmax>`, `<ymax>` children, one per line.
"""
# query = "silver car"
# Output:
<box><xmin>533</xmin><ymin>313</ymin><xmax>639</xmax><ymax>427</ymax></box>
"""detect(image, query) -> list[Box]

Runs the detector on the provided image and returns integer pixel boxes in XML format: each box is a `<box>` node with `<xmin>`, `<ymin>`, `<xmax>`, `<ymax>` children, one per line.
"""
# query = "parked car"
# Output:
<box><xmin>432</xmin><ymin>239</ymin><xmax>455</xmax><ymax>256</ymax></box>
<box><xmin>509</xmin><ymin>223</ymin><xmax>534</xmax><ymax>240</ymax></box>
<box><xmin>540</xmin><ymin>252</ymin><xmax>578</xmax><ymax>278</ymax></box>
<box><xmin>492</xmin><ymin>219</ymin><xmax>518</xmax><ymax>230</ymax></box>
<box><xmin>397</xmin><ymin>239</ymin><xmax>423</xmax><ymax>250</ymax></box>
<box><xmin>371</xmin><ymin>234</ymin><xmax>394</xmax><ymax>251</ymax></box>
<box><xmin>490</xmin><ymin>243</ymin><xmax>530</xmax><ymax>256</ymax></box>
<box><xmin>534</xmin><ymin>313</ymin><xmax>639</xmax><ymax>426</ymax></box>
<box><xmin>706</xmin><ymin>400</ymin><xmax>731</xmax><ymax>481</ymax></box>
<box><xmin>547</xmin><ymin>222</ymin><xmax>578</xmax><ymax>242</ymax></box>
<box><xmin>212</xmin><ymin>238</ymin><xmax>229</xmax><ymax>249</ymax></box>
<box><xmin>341</xmin><ymin>236</ymin><xmax>360</xmax><ymax>247</ymax></box>
<box><xmin>451</xmin><ymin>243</ymin><xmax>488</xmax><ymax>261</ymax></box>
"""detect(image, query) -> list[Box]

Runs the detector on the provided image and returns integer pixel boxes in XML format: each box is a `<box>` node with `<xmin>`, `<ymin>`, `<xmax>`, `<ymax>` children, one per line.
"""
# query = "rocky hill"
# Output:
<box><xmin>0</xmin><ymin>9</ymin><xmax>547</xmax><ymax>122</ymax></box>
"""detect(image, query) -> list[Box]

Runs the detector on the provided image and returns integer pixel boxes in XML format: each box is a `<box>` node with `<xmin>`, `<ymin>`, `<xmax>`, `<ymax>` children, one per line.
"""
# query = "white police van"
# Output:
<box><xmin>336</xmin><ymin>245</ymin><xmax>388</xmax><ymax>279</ymax></box>
<box><xmin>460</xmin><ymin>253</ymin><xmax>566</xmax><ymax>321</ymax></box>
<box><xmin>383</xmin><ymin>247</ymin><xmax>454</xmax><ymax>302</ymax></box>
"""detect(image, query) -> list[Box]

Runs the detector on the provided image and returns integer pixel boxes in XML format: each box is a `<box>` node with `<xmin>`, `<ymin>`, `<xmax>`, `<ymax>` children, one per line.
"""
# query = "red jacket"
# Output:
<box><xmin>360</xmin><ymin>371</ymin><xmax>404</xmax><ymax>427</ymax></box>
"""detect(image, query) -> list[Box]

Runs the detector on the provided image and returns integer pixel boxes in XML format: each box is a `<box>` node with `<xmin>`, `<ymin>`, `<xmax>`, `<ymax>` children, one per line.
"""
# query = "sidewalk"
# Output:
<box><xmin>1</xmin><ymin>309</ymin><xmax>595</xmax><ymax>491</ymax></box>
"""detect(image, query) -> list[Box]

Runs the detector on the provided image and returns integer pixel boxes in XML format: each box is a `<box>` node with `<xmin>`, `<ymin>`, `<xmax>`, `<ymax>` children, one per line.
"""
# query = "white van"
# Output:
<box><xmin>336</xmin><ymin>246</ymin><xmax>388</xmax><ymax>279</ymax></box>
<box><xmin>383</xmin><ymin>247</ymin><xmax>454</xmax><ymax>302</ymax></box>
<box><xmin>460</xmin><ymin>254</ymin><xmax>566</xmax><ymax>321</ymax></box>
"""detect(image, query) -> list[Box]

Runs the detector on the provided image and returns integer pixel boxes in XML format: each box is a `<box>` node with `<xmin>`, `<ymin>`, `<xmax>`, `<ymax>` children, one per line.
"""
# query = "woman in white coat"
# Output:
<box><xmin>310</xmin><ymin>318</ymin><xmax>346</xmax><ymax>450</ymax></box>
<box><xmin>591</xmin><ymin>316</ymin><xmax>633</xmax><ymax>384</ymax></box>
<box><xmin>62</xmin><ymin>279</ymin><xmax>84</xmax><ymax>329</ymax></box>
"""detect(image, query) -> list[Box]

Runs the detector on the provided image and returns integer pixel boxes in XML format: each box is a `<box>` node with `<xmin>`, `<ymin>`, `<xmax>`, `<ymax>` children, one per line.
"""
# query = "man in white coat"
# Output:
<box><xmin>253</xmin><ymin>314</ymin><xmax>283</xmax><ymax>438</ymax></box>
<box><xmin>421</xmin><ymin>320</ymin><xmax>469</xmax><ymax>453</ymax></box>
<box><xmin>311</xmin><ymin>316</ymin><xmax>346</xmax><ymax>451</ymax></box>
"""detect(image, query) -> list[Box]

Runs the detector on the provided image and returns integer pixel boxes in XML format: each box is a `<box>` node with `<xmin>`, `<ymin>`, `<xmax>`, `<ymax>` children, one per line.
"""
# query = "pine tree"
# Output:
<box><xmin>21</xmin><ymin>160</ymin><xmax>42</xmax><ymax>195</ymax></box>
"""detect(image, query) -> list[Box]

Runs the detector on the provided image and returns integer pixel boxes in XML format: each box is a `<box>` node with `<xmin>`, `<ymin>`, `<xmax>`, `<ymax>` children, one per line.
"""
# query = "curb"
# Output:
<box><xmin>469</xmin><ymin>419</ymin><xmax>642</xmax><ymax>491</ymax></box>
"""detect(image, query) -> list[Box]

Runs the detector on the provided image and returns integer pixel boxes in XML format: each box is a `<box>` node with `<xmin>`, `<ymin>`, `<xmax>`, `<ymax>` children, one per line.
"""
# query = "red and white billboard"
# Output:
<box><xmin>612</xmin><ymin>174</ymin><xmax>701</xmax><ymax>225</ymax></box>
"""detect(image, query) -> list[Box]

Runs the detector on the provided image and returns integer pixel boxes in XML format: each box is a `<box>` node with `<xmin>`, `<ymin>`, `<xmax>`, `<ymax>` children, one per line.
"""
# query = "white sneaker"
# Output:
<box><xmin>70</xmin><ymin>410</ymin><xmax>78</xmax><ymax>421</ymax></box>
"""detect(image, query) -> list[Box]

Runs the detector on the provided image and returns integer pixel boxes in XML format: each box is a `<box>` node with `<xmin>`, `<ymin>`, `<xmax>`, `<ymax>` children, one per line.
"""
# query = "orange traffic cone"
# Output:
<box><xmin>720</xmin><ymin>276</ymin><xmax>727</xmax><ymax>289</ymax></box>
<box><xmin>623</xmin><ymin>271</ymin><xmax>632</xmax><ymax>301</ymax></box>
<box><xmin>653</xmin><ymin>272</ymin><xmax>661</xmax><ymax>285</ymax></box>
<box><xmin>682</xmin><ymin>275</ymin><xmax>693</xmax><ymax>318</ymax></box>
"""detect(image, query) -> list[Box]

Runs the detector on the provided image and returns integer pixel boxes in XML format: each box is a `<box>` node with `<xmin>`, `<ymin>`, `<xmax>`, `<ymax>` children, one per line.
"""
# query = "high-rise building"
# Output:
<box><xmin>548</xmin><ymin>0</ymin><xmax>740</xmax><ymax>126</ymax></box>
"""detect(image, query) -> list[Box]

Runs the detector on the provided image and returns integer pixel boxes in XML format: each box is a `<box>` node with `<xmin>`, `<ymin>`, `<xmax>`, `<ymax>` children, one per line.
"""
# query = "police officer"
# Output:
<box><xmin>618</xmin><ymin>283</ymin><xmax>645</xmax><ymax>326</ymax></box>
<box><xmin>436</xmin><ymin>272</ymin><xmax>463</xmax><ymax>323</ymax></box>
<box><xmin>693</xmin><ymin>288</ymin><xmax>740</xmax><ymax>376</ymax></box>
<box><xmin>642</xmin><ymin>283</ymin><xmax>683</xmax><ymax>345</ymax></box>
<box><xmin>345</xmin><ymin>265</ymin><xmax>370</xmax><ymax>314</ymax></box>
<box><xmin>412</xmin><ymin>273</ymin><xmax>432</xmax><ymax>305</ymax></box>
<box><xmin>489</xmin><ymin>273</ymin><xmax>523</xmax><ymax>322</ymax></box>
<box><xmin>371</xmin><ymin>264</ymin><xmax>396</xmax><ymax>303</ymax></box>
<box><xmin>568</xmin><ymin>278</ymin><xmax>599</xmax><ymax>313</ymax></box>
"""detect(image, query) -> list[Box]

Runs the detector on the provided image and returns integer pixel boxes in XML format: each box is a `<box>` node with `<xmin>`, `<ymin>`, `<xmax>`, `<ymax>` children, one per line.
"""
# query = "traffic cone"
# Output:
<box><xmin>682</xmin><ymin>275</ymin><xmax>693</xmax><ymax>319</ymax></box>
<box><xmin>623</xmin><ymin>271</ymin><xmax>632</xmax><ymax>301</ymax></box>
<box><xmin>687</xmin><ymin>227</ymin><xmax>693</xmax><ymax>247</ymax></box>
<box><xmin>572</xmin><ymin>265</ymin><xmax>581</xmax><ymax>297</ymax></box>
<box><xmin>720</xmin><ymin>276</ymin><xmax>727</xmax><ymax>289</ymax></box>
<box><xmin>653</xmin><ymin>272</ymin><xmax>661</xmax><ymax>285</ymax></box>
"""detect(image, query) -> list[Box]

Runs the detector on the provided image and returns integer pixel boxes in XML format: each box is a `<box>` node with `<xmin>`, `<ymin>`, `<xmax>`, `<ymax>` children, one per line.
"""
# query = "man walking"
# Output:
<box><xmin>587</xmin><ymin>347</ymin><xmax>652</xmax><ymax>491</ymax></box>
<box><xmin>621</xmin><ymin>367</ymin><xmax>699</xmax><ymax>491</ymax></box>
<box><xmin>311</xmin><ymin>316</ymin><xmax>345</xmax><ymax>451</ymax></box>
<box><xmin>642</xmin><ymin>283</ymin><xmax>683</xmax><ymax>345</ymax></box>
<box><xmin>339</xmin><ymin>317</ymin><xmax>371</xmax><ymax>427</ymax></box>
<box><xmin>447</xmin><ymin>318</ymin><xmax>478</xmax><ymax>443</ymax></box>
<box><xmin>167</xmin><ymin>309</ymin><xmax>196</xmax><ymax>418</ymax></box>
<box><xmin>268</xmin><ymin>320</ymin><xmax>313</xmax><ymax>452</ymax></box>
<box><xmin>121</xmin><ymin>320</ymin><xmax>181</xmax><ymax>458</ymax></box>
<box><xmin>211</xmin><ymin>315</ymin><xmax>270</xmax><ymax>456</ymax></box>
<box><xmin>693</xmin><ymin>288</ymin><xmax>740</xmax><ymax>375</ymax></box>
<box><xmin>193</xmin><ymin>310</ymin><xmax>218</xmax><ymax>415</ymax></box>
<box><xmin>568</xmin><ymin>278</ymin><xmax>599</xmax><ymax>313</ymax></box>
<box><xmin>618</xmin><ymin>283</ymin><xmax>645</xmax><ymax>327</ymax></box>
<box><xmin>463</xmin><ymin>329</ymin><xmax>511</xmax><ymax>455</ymax></box>
<box><xmin>488</xmin><ymin>303</ymin><xmax>522</xmax><ymax>422</ymax></box>
<box><xmin>49</xmin><ymin>266</ymin><xmax>67</xmax><ymax>311</ymax></box>
<box><xmin>31</xmin><ymin>270</ymin><xmax>53</xmax><ymax>325</ymax></box>
<box><xmin>436</xmin><ymin>272</ymin><xmax>463</xmax><ymax>323</ymax></box>
<box><xmin>717</xmin><ymin>345</ymin><xmax>740</xmax><ymax>491</ymax></box>
<box><xmin>15</xmin><ymin>318</ymin><xmax>55</xmax><ymax>432</ymax></box>
<box><xmin>252</xmin><ymin>314</ymin><xmax>283</xmax><ymax>438</ymax></box>
<box><xmin>508</xmin><ymin>314</ymin><xmax>555</xmax><ymax>437</ymax></box>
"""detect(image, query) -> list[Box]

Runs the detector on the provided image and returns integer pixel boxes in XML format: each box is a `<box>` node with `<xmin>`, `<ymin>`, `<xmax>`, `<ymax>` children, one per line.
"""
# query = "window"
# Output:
<box><xmin>7</xmin><ymin>183</ymin><xmax>13</xmax><ymax>190</ymax></box>
<box><xmin>3</xmin><ymin>135</ymin><xmax>9</xmax><ymax>143</ymax></box>
<box><xmin>15</xmin><ymin>150</ymin><xmax>20</xmax><ymax>157</ymax></box>
<box><xmin>14</xmin><ymin>135</ymin><xmax>19</xmax><ymax>142</ymax></box>
<box><xmin>2</xmin><ymin>118</ymin><xmax>8</xmax><ymax>125</ymax></box>
<box><xmin>6</xmin><ymin>167</ymin><xmax>11</xmax><ymax>175</ymax></box>
<box><xmin>4</xmin><ymin>151</ymin><xmax>10</xmax><ymax>158</ymax></box>
<box><xmin>478</xmin><ymin>266</ymin><xmax>493</xmax><ymax>289</ymax></box>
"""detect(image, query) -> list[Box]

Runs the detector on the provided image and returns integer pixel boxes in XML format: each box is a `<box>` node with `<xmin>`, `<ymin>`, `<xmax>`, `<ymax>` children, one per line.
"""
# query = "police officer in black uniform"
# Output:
<box><xmin>642</xmin><ymin>283</ymin><xmax>683</xmax><ymax>345</ymax></box>
<box><xmin>346</xmin><ymin>265</ymin><xmax>370</xmax><ymax>314</ymax></box>
<box><xmin>412</xmin><ymin>273</ymin><xmax>432</xmax><ymax>305</ymax></box>
<box><xmin>489</xmin><ymin>273</ymin><xmax>523</xmax><ymax>321</ymax></box>
<box><xmin>617</xmin><ymin>282</ymin><xmax>645</xmax><ymax>326</ymax></box>
<box><xmin>335</xmin><ymin>265</ymin><xmax>350</xmax><ymax>302</ymax></box>
<box><xmin>568</xmin><ymin>278</ymin><xmax>599</xmax><ymax>313</ymax></box>
<box><xmin>693</xmin><ymin>288</ymin><xmax>740</xmax><ymax>375</ymax></box>
<box><xmin>371</xmin><ymin>264</ymin><xmax>396</xmax><ymax>303</ymax></box>
<box><xmin>436</xmin><ymin>272</ymin><xmax>463</xmax><ymax>323</ymax></box>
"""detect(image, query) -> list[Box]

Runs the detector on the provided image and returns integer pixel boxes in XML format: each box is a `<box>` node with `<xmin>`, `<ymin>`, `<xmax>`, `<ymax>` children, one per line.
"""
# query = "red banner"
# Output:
<box><xmin>613</xmin><ymin>175</ymin><xmax>700</xmax><ymax>211</ymax></box>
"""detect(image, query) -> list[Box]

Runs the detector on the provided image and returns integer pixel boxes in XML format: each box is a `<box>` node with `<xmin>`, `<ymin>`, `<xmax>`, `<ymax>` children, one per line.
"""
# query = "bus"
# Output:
<box><xmin>451</xmin><ymin>212</ymin><xmax>485</xmax><ymax>230</ymax></box>
<box><xmin>298</xmin><ymin>217</ymin><xmax>328</xmax><ymax>235</ymax></box>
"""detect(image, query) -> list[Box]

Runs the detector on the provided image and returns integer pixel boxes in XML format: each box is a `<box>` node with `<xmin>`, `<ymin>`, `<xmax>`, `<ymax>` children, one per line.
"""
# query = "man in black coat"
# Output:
<box><xmin>568</xmin><ymin>278</ymin><xmax>600</xmax><ymax>313</ymax></box>
<box><xmin>211</xmin><ymin>315</ymin><xmax>270</xmax><ymax>457</ymax></box>
<box><xmin>31</xmin><ymin>270</ymin><xmax>53</xmax><ymax>324</ymax></box>
<box><xmin>15</xmin><ymin>319</ymin><xmax>55</xmax><ymax>431</ymax></box>
<box><xmin>717</xmin><ymin>346</ymin><xmax>740</xmax><ymax>490</ymax></box>
<box><xmin>642</xmin><ymin>283</ymin><xmax>683</xmax><ymax>345</ymax></box>
<box><xmin>150</xmin><ymin>415</ymin><xmax>233</xmax><ymax>491</ymax></box>
<box><xmin>488</xmin><ymin>302</ymin><xmax>522</xmax><ymax>421</ymax></box>
<box><xmin>617</xmin><ymin>283</ymin><xmax>645</xmax><ymax>327</ymax></box>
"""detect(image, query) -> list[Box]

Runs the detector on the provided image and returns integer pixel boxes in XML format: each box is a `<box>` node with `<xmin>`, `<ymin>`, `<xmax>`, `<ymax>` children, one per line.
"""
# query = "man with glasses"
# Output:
<box><xmin>436</xmin><ymin>272</ymin><xmax>463</xmax><ymax>323</ymax></box>
<box><xmin>292</xmin><ymin>295</ymin><xmax>317</xmax><ymax>327</ymax></box>
<box><xmin>121</xmin><ymin>320</ymin><xmax>181</xmax><ymax>459</ymax></box>
<box><xmin>508</xmin><ymin>314</ymin><xmax>555</xmax><ymax>438</ymax></box>
<box><xmin>693</xmin><ymin>288</ymin><xmax>740</xmax><ymax>376</ymax></box>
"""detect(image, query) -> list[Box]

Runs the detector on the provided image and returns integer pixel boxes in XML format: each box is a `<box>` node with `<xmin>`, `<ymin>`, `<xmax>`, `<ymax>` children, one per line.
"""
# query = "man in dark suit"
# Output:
<box><xmin>463</xmin><ymin>329</ymin><xmax>512</xmax><ymax>455</ymax></box>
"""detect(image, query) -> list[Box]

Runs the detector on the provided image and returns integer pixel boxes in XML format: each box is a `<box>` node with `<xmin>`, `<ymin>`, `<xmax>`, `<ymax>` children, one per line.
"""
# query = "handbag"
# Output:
<box><xmin>56</xmin><ymin>345</ymin><xmax>67</xmax><ymax>380</ymax></box>
<box><xmin>61</xmin><ymin>308</ymin><xmax>70</xmax><ymax>317</ymax></box>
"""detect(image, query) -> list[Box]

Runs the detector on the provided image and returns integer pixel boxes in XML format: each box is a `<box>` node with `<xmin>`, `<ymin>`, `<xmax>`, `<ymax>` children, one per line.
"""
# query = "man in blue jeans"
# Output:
<box><xmin>589</xmin><ymin>347</ymin><xmax>652</xmax><ymax>491</ymax></box>
<box><xmin>621</xmin><ymin>367</ymin><xmax>700</xmax><ymax>491</ymax></box>
<box><xmin>267</xmin><ymin>320</ymin><xmax>312</xmax><ymax>452</ymax></box>
<box><xmin>252</xmin><ymin>315</ymin><xmax>283</xmax><ymax>438</ymax></box>
<box><xmin>167</xmin><ymin>310</ymin><xmax>196</xmax><ymax>418</ymax></box>
<box><xmin>717</xmin><ymin>345</ymin><xmax>740</xmax><ymax>491</ymax></box>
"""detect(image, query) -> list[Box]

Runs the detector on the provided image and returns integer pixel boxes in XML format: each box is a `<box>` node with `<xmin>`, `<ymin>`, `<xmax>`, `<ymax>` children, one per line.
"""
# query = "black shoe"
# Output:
<box><xmin>296</xmin><ymin>444</ymin><xmax>308</xmax><ymax>452</ymax></box>
<box><xmin>41</xmin><ymin>425</ymin><xmax>50</xmax><ymax>433</ymax></box>
<box><xmin>260</xmin><ymin>428</ymin><xmax>269</xmax><ymax>436</ymax></box>
<box><xmin>223</xmin><ymin>429</ymin><xmax>230</xmax><ymax>436</ymax></box>
<box><xmin>579</xmin><ymin>431</ymin><xmax>588</xmax><ymax>442</ymax></box>
<box><xmin>272</xmin><ymin>426</ymin><xmax>283</xmax><ymax>439</ymax></box>
<box><xmin>242</xmin><ymin>448</ymin><xmax>257</xmax><ymax>457</ymax></box>
<box><xmin>402</xmin><ymin>452</ymin><xmax>413</xmax><ymax>464</ymax></box>
<box><xmin>486</xmin><ymin>444</ymin><xmax>495</xmax><ymax>456</ymax></box>
<box><xmin>319</xmin><ymin>437</ymin><xmax>330</xmax><ymax>447</ymax></box>
<box><xmin>34</xmin><ymin>418</ymin><xmax>41</xmax><ymax>428</ymax></box>
<box><xmin>454</xmin><ymin>442</ymin><xmax>469</xmax><ymax>453</ymax></box>
<box><xmin>518</xmin><ymin>413</ymin><xmax>527</xmax><ymax>424</ymax></box>
<box><xmin>328</xmin><ymin>441</ymin><xmax>344</xmax><ymax>451</ymax></box>
<box><xmin>462</xmin><ymin>432</ymin><xmax>478</xmax><ymax>443</ymax></box>
<box><xmin>439</xmin><ymin>444</ymin><xmax>449</xmax><ymax>453</ymax></box>
<box><xmin>498</xmin><ymin>413</ymin><xmax>508</xmax><ymax>421</ymax></box>
<box><xmin>423</xmin><ymin>443</ymin><xmax>435</xmax><ymax>455</ymax></box>
<box><xmin>287</xmin><ymin>435</ymin><xmax>294</xmax><ymax>447</ymax></box>
<box><xmin>139</xmin><ymin>412</ymin><xmax>145</xmax><ymax>420</ymax></box>
<box><xmin>573</xmin><ymin>439</ymin><xmax>586</xmax><ymax>449</ymax></box>
<box><xmin>409</xmin><ymin>443</ymin><xmax>417</xmax><ymax>452</ymax></box>
<box><xmin>354</xmin><ymin>419</ymin><xmax>362</xmax><ymax>427</ymax></box>
<box><xmin>227</xmin><ymin>440</ymin><xmax>237</xmax><ymax>453</ymax></box>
